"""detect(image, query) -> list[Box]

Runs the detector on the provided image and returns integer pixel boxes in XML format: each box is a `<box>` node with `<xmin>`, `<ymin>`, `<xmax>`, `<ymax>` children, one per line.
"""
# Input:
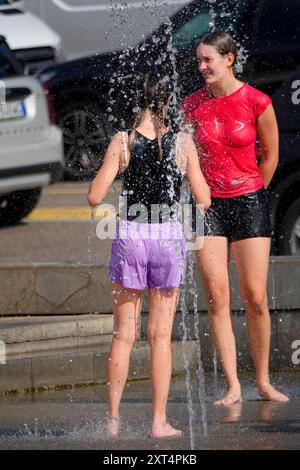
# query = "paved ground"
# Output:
<box><xmin>0</xmin><ymin>372</ymin><xmax>299</xmax><ymax>450</ymax></box>
<box><xmin>0</xmin><ymin>182</ymin><xmax>117</xmax><ymax>264</ymax></box>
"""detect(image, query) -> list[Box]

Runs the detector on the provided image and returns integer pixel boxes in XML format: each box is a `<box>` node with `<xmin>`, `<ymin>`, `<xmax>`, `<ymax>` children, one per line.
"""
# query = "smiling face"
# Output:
<box><xmin>196</xmin><ymin>43</ymin><xmax>235</xmax><ymax>85</ymax></box>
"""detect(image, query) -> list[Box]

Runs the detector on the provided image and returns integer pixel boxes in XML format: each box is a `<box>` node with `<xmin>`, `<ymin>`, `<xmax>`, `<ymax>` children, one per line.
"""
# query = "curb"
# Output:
<box><xmin>0</xmin><ymin>340</ymin><xmax>197</xmax><ymax>394</ymax></box>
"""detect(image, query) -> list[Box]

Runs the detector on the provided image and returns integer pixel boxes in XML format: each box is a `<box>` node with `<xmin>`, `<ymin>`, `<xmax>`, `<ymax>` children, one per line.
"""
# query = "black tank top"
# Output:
<box><xmin>119</xmin><ymin>131</ymin><xmax>182</xmax><ymax>223</ymax></box>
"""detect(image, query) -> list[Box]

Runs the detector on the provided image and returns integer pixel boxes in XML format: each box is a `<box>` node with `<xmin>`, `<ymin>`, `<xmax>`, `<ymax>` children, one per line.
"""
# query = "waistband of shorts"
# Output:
<box><xmin>211</xmin><ymin>187</ymin><xmax>266</xmax><ymax>202</ymax></box>
<box><xmin>117</xmin><ymin>219</ymin><xmax>184</xmax><ymax>238</ymax></box>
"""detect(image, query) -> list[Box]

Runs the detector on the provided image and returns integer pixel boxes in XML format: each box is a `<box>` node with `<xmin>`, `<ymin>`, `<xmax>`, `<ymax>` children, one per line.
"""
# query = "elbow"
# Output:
<box><xmin>87</xmin><ymin>193</ymin><xmax>100</xmax><ymax>207</ymax></box>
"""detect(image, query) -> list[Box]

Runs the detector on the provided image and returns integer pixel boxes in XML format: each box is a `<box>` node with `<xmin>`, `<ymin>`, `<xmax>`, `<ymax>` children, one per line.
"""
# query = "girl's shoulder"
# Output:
<box><xmin>175</xmin><ymin>130</ymin><xmax>196</xmax><ymax>156</ymax></box>
<box><xmin>181</xmin><ymin>87</ymin><xmax>210</xmax><ymax>116</ymax></box>
<box><xmin>242</xmin><ymin>83</ymin><xmax>271</xmax><ymax>103</ymax></box>
<box><xmin>110</xmin><ymin>130</ymin><xmax>127</xmax><ymax>145</ymax></box>
<box><xmin>242</xmin><ymin>83</ymin><xmax>272</xmax><ymax>116</ymax></box>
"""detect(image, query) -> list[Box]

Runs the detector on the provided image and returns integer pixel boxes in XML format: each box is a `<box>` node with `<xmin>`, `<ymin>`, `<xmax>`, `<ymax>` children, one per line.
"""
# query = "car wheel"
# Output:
<box><xmin>58</xmin><ymin>102</ymin><xmax>111</xmax><ymax>181</ymax></box>
<box><xmin>277</xmin><ymin>197</ymin><xmax>300</xmax><ymax>255</ymax></box>
<box><xmin>0</xmin><ymin>188</ymin><xmax>41</xmax><ymax>226</ymax></box>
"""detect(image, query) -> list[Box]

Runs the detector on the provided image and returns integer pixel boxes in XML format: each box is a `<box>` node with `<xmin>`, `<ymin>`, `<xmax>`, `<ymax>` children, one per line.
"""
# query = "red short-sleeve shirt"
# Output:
<box><xmin>182</xmin><ymin>83</ymin><xmax>272</xmax><ymax>198</ymax></box>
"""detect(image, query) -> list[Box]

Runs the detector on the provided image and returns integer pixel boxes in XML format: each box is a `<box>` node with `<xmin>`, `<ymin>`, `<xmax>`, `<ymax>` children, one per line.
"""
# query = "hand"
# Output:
<box><xmin>203</xmin><ymin>197</ymin><xmax>211</xmax><ymax>212</ymax></box>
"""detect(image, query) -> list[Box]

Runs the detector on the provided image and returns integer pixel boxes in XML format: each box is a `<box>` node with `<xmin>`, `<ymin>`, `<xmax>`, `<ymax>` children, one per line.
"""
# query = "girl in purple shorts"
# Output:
<box><xmin>88</xmin><ymin>73</ymin><xmax>211</xmax><ymax>438</ymax></box>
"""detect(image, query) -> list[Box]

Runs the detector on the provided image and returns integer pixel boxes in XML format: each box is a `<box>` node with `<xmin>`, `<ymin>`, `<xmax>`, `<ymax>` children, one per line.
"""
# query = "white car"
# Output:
<box><xmin>0</xmin><ymin>36</ymin><xmax>63</xmax><ymax>225</ymax></box>
<box><xmin>19</xmin><ymin>0</ymin><xmax>190</xmax><ymax>60</ymax></box>
<box><xmin>0</xmin><ymin>0</ymin><xmax>62</xmax><ymax>74</ymax></box>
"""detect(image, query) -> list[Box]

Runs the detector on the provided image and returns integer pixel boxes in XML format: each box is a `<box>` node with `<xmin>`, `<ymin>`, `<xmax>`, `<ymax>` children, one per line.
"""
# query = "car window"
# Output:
<box><xmin>172</xmin><ymin>0</ymin><xmax>249</xmax><ymax>50</ymax></box>
<box><xmin>0</xmin><ymin>51</ymin><xmax>17</xmax><ymax>78</ymax></box>
<box><xmin>255</xmin><ymin>0</ymin><xmax>300</xmax><ymax>45</ymax></box>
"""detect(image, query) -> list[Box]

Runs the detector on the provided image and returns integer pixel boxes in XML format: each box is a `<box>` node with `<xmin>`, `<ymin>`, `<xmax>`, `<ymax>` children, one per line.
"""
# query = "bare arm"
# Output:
<box><xmin>87</xmin><ymin>132</ymin><xmax>122</xmax><ymax>206</ymax></box>
<box><xmin>257</xmin><ymin>105</ymin><xmax>279</xmax><ymax>188</ymax></box>
<box><xmin>178</xmin><ymin>132</ymin><xmax>211</xmax><ymax>211</ymax></box>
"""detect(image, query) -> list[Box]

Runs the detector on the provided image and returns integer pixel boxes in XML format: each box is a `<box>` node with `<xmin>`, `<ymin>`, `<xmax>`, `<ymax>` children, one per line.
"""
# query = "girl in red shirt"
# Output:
<box><xmin>182</xmin><ymin>31</ymin><xmax>289</xmax><ymax>404</ymax></box>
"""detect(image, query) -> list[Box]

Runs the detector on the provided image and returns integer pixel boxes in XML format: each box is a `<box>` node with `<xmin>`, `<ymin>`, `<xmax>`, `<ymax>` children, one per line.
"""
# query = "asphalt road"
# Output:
<box><xmin>0</xmin><ymin>182</ymin><xmax>122</xmax><ymax>264</ymax></box>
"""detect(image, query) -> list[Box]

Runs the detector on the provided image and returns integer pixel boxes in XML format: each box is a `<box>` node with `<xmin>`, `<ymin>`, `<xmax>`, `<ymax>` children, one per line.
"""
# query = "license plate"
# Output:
<box><xmin>0</xmin><ymin>101</ymin><xmax>26</xmax><ymax>120</ymax></box>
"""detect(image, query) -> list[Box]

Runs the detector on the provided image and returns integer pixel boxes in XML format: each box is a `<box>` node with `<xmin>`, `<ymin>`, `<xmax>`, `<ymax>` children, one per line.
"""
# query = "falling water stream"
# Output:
<box><xmin>84</xmin><ymin>0</ymin><xmax>252</xmax><ymax>449</ymax></box>
<box><xmin>90</xmin><ymin>0</ymin><xmax>224</xmax><ymax>451</ymax></box>
<box><xmin>1</xmin><ymin>0</ymin><xmax>254</xmax><ymax>450</ymax></box>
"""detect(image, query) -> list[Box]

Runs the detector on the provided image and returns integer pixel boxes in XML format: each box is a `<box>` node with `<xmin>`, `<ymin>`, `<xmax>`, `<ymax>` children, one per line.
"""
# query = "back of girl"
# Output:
<box><xmin>88</xmin><ymin>72</ymin><xmax>210</xmax><ymax>438</ymax></box>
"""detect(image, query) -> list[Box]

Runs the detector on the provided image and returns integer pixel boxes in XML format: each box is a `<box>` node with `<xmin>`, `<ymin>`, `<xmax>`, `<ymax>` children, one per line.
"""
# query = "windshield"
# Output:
<box><xmin>0</xmin><ymin>49</ymin><xmax>18</xmax><ymax>78</ymax></box>
<box><xmin>172</xmin><ymin>0</ymin><xmax>248</xmax><ymax>50</ymax></box>
<box><xmin>0</xmin><ymin>0</ymin><xmax>21</xmax><ymax>5</ymax></box>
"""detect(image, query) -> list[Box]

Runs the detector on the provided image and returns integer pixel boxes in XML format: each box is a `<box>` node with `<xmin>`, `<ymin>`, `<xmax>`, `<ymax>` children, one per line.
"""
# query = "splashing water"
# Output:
<box><xmin>213</xmin><ymin>346</ymin><xmax>219</xmax><ymax>399</ymax></box>
<box><xmin>87</xmin><ymin>207</ymin><xmax>102</xmax><ymax>286</ymax></box>
<box><xmin>87</xmin><ymin>207</ymin><xmax>95</xmax><ymax>258</ymax></box>
<box><xmin>185</xmin><ymin>256</ymin><xmax>208</xmax><ymax>438</ymax></box>
<box><xmin>90</xmin><ymin>0</ymin><xmax>255</xmax><ymax>449</ymax></box>
<box><xmin>179</xmin><ymin>276</ymin><xmax>197</xmax><ymax>450</ymax></box>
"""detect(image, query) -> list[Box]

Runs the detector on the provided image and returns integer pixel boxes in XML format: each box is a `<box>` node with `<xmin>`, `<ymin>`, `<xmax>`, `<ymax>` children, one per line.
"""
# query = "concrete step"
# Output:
<box><xmin>3</xmin><ymin>334</ymin><xmax>112</xmax><ymax>358</ymax></box>
<box><xmin>1</xmin><ymin>257</ymin><xmax>299</xmax><ymax>316</ymax></box>
<box><xmin>0</xmin><ymin>314</ymin><xmax>114</xmax><ymax>345</ymax></box>
<box><xmin>0</xmin><ymin>340</ymin><xmax>197</xmax><ymax>394</ymax></box>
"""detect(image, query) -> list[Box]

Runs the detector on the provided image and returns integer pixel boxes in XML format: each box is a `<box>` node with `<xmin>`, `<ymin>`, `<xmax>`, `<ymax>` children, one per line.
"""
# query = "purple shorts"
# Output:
<box><xmin>109</xmin><ymin>220</ymin><xmax>186</xmax><ymax>290</ymax></box>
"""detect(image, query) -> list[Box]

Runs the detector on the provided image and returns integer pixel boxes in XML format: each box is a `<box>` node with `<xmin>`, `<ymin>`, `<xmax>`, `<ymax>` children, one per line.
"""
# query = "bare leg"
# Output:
<box><xmin>231</xmin><ymin>238</ymin><xmax>289</xmax><ymax>402</ymax></box>
<box><xmin>148</xmin><ymin>287</ymin><xmax>182</xmax><ymax>438</ymax></box>
<box><xmin>196</xmin><ymin>237</ymin><xmax>241</xmax><ymax>405</ymax></box>
<box><xmin>107</xmin><ymin>283</ymin><xmax>142</xmax><ymax>435</ymax></box>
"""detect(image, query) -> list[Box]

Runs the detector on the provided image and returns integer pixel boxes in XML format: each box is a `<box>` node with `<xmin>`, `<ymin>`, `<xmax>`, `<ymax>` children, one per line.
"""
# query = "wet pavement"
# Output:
<box><xmin>0</xmin><ymin>372</ymin><xmax>299</xmax><ymax>450</ymax></box>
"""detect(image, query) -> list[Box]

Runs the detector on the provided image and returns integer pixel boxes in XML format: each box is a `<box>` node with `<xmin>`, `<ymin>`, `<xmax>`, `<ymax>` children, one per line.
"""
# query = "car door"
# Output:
<box><xmin>245</xmin><ymin>0</ymin><xmax>300</xmax><ymax>96</ymax></box>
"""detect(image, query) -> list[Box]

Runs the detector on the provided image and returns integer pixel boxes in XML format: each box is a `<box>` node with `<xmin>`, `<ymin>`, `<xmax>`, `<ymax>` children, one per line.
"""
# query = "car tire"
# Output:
<box><xmin>277</xmin><ymin>197</ymin><xmax>300</xmax><ymax>255</ymax></box>
<box><xmin>0</xmin><ymin>188</ymin><xmax>41</xmax><ymax>226</ymax></box>
<box><xmin>58</xmin><ymin>102</ymin><xmax>112</xmax><ymax>181</ymax></box>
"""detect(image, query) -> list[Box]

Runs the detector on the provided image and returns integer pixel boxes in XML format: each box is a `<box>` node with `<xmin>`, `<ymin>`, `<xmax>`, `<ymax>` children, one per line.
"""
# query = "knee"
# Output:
<box><xmin>147</xmin><ymin>326</ymin><xmax>171</xmax><ymax>348</ymax></box>
<box><xmin>113</xmin><ymin>325</ymin><xmax>136</xmax><ymax>346</ymax></box>
<box><xmin>207</xmin><ymin>287</ymin><xmax>230</xmax><ymax>317</ymax></box>
<box><xmin>242</xmin><ymin>289</ymin><xmax>268</xmax><ymax>314</ymax></box>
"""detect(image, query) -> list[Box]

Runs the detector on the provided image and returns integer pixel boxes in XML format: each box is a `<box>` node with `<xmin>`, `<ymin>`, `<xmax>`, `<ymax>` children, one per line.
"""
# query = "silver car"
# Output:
<box><xmin>0</xmin><ymin>36</ymin><xmax>63</xmax><ymax>225</ymax></box>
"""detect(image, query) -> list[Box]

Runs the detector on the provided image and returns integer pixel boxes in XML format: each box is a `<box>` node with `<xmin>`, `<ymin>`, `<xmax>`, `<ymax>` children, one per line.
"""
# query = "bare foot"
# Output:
<box><xmin>151</xmin><ymin>422</ymin><xmax>183</xmax><ymax>438</ymax></box>
<box><xmin>107</xmin><ymin>416</ymin><xmax>120</xmax><ymax>437</ymax></box>
<box><xmin>257</xmin><ymin>382</ymin><xmax>289</xmax><ymax>402</ymax></box>
<box><xmin>214</xmin><ymin>386</ymin><xmax>242</xmax><ymax>406</ymax></box>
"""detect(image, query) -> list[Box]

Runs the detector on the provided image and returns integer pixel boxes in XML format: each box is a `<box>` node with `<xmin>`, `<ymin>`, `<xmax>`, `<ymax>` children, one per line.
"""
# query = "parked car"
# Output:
<box><xmin>0</xmin><ymin>0</ymin><xmax>62</xmax><ymax>74</ymax></box>
<box><xmin>0</xmin><ymin>35</ymin><xmax>64</xmax><ymax>225</ymax></box>
<box><xmin>37</xmin><ymin>0</ymin><xmax>300</xmax><ymax>255</ymax></box>
<box><xmin>20</xmin><ymin>0</ymin><xmax>189</xmax><ymax>60</ymax></box>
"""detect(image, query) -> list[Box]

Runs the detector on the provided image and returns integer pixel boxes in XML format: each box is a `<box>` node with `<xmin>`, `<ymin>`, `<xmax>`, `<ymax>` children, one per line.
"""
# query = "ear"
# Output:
<box><xmin>226</xmin><ymin>52</ymin><xmax>235</xmax><ymax>67</ymax></box>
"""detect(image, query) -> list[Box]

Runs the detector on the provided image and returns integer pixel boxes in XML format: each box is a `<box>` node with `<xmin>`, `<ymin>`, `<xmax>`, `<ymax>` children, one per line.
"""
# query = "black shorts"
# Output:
<box><xmin>204</xmin><ymin>188</ymin><xmax>272</xmax><ymax>243</ymax></box>
<box><xmin>191</xmin><ymin>188</ymin><xmax>272</xmax><ymax>243</ymax></box>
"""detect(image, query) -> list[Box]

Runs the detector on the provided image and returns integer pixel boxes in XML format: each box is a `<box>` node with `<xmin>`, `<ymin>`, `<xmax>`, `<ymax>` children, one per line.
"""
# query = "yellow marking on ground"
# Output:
<box><xmin>43</xmin><ymin>188</ymin><xmax>89</xmax><ymax>195</ymax></box>
<box><xmin>43</xmin><ymin>182</ymin><xmax>122</xmax><ymax>195</ymax></box>
<box><xmin>25</xmin><ymin>207</ymin><xmax>116</xmax><ymax>221</ymax></box>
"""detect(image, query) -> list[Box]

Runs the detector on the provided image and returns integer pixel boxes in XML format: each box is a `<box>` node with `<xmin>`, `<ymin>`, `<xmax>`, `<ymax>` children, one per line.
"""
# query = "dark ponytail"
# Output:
<box><xmin>128</xmin><ymin>72</ymin><xmax>171</xmax><ymax>161</ymax></box>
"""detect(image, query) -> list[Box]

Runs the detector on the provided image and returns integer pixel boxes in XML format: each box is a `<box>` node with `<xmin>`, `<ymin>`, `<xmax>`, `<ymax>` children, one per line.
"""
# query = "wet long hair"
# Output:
<box><xmin>196</xmin><ymin>31</ymin><xmax>238</xmax><ymax>67</ymax></box>
<box><xmin>127</xmin><ymin>72</ymin><xmax>172</xmax><ymax>163</ymax></box>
